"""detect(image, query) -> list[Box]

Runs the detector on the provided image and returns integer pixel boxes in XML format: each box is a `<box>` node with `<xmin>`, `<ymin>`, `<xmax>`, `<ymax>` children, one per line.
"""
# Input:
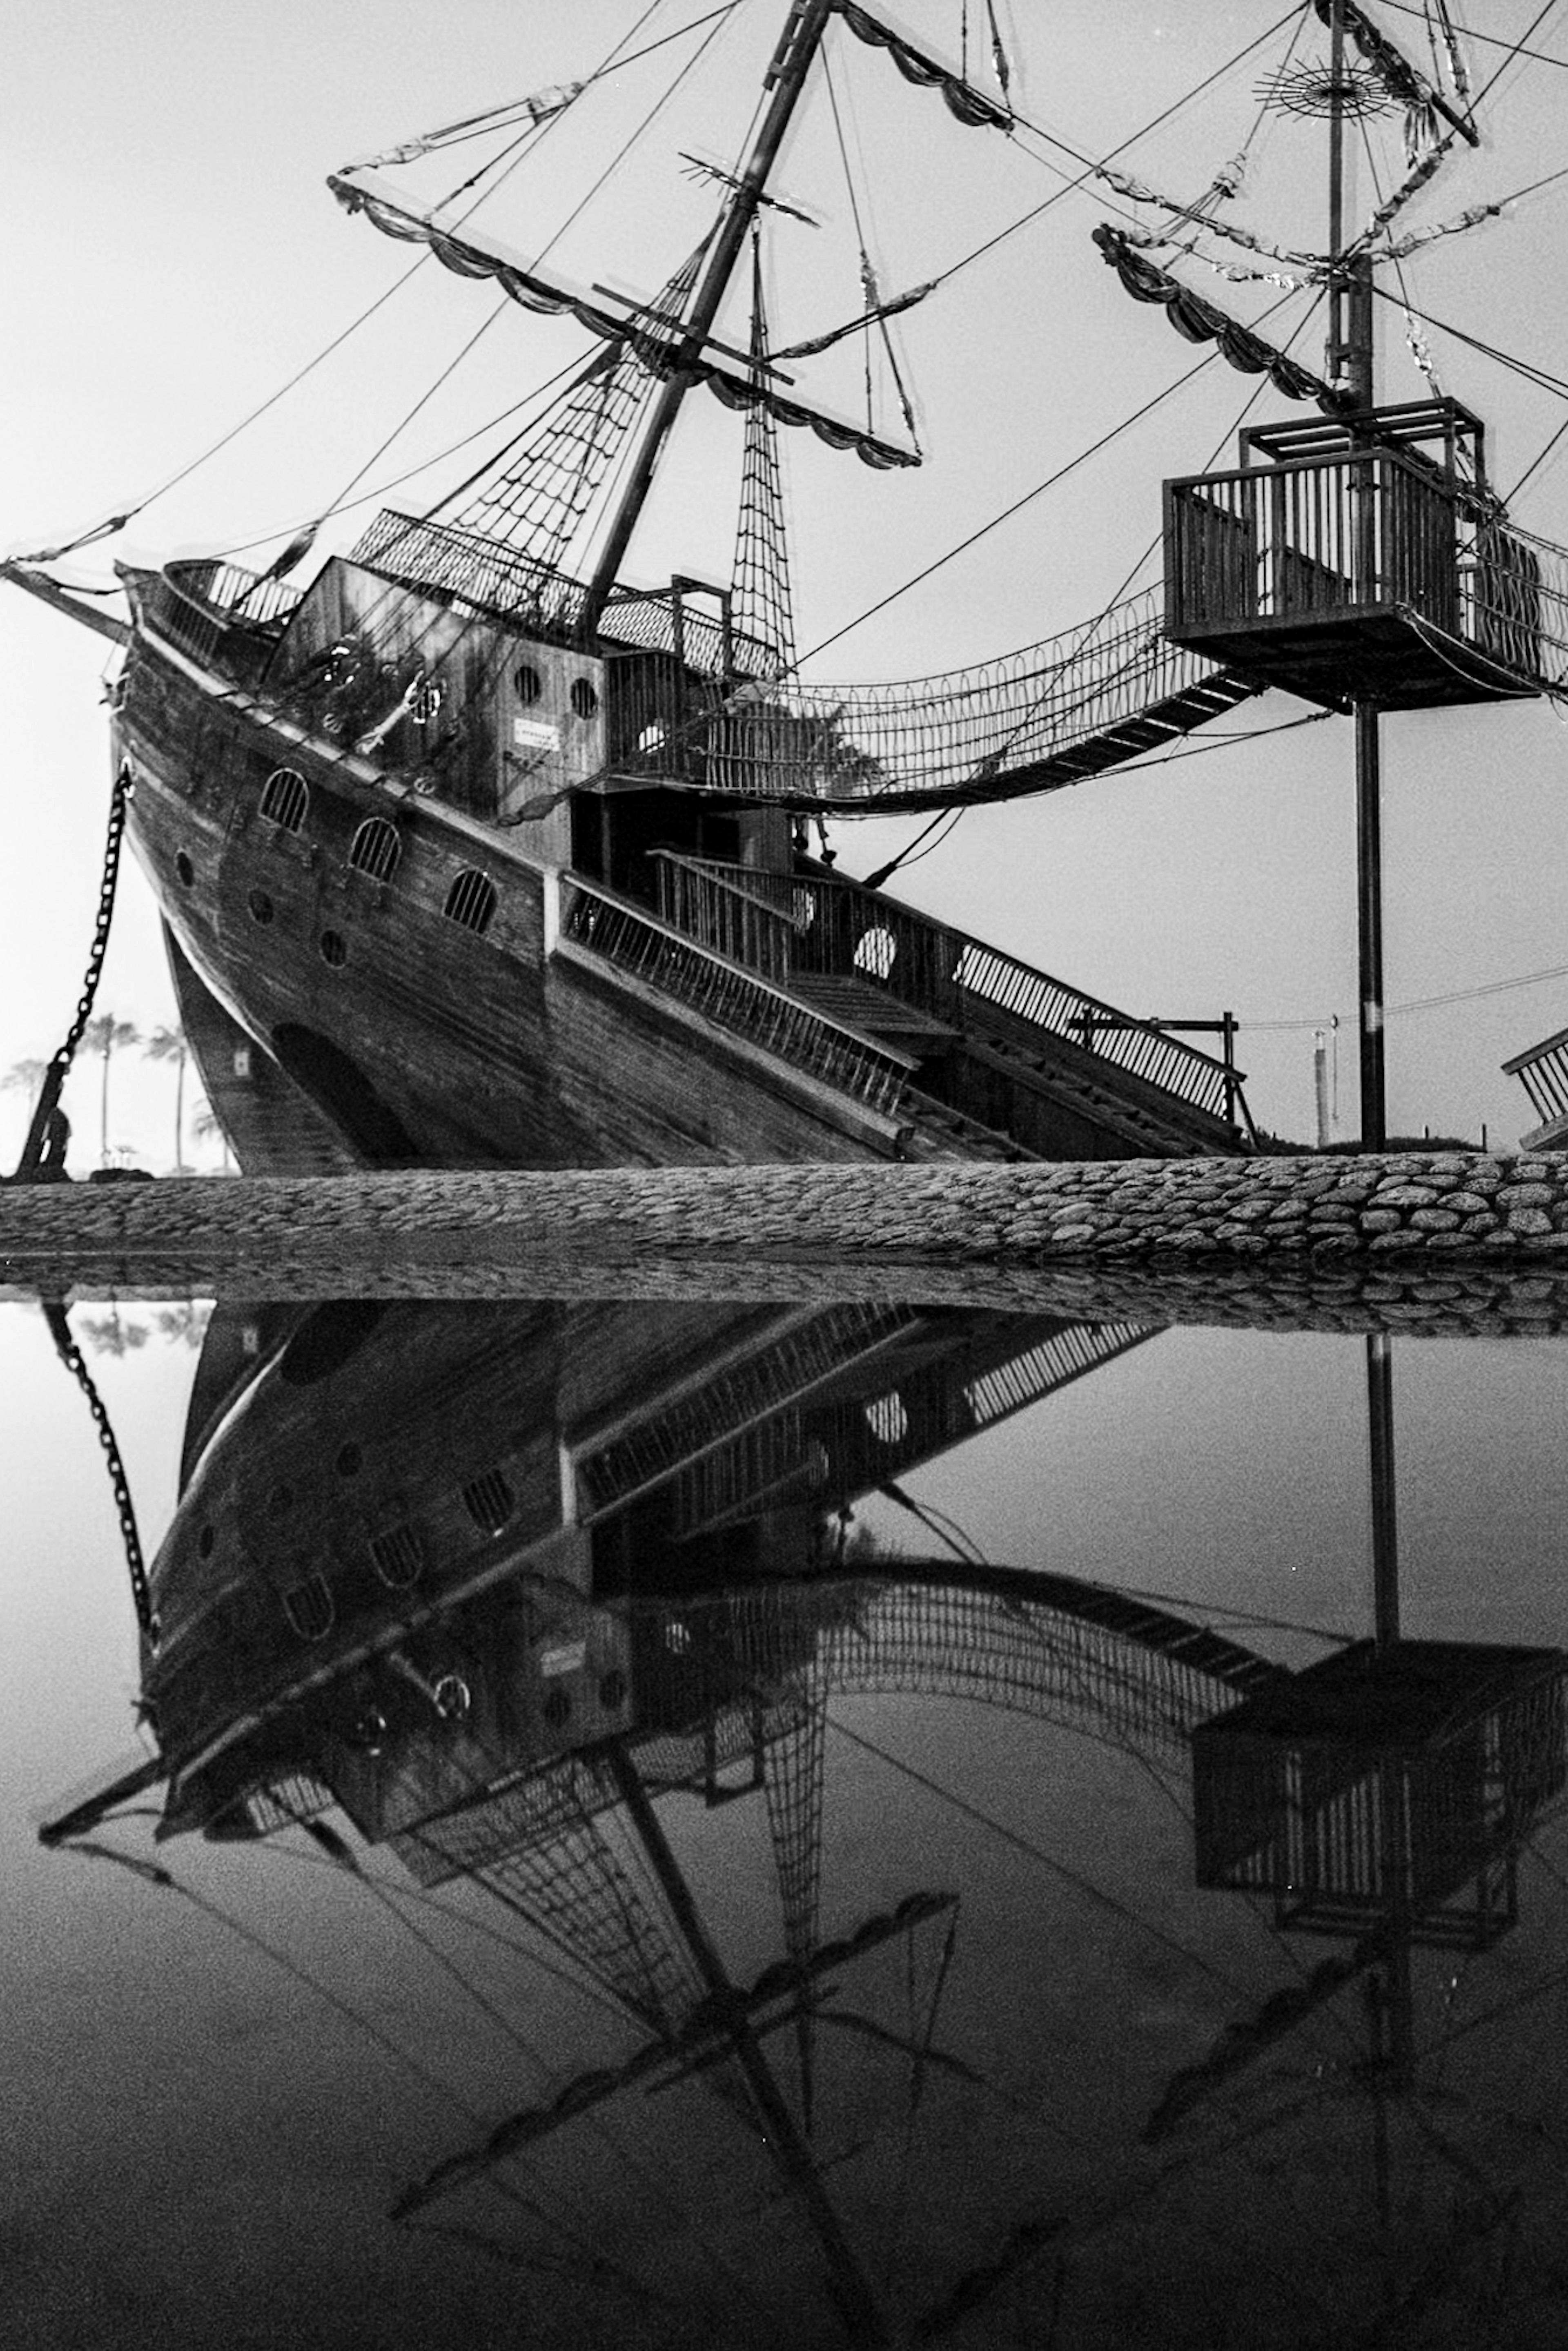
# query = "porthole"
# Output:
<box><xmin>514</xmin><ymin>663</ymin><xmax>543</xmax><ymax>705</ymax></box>
<box><xmin>864</xmin><ymin>1391</ymin><xmax>909</xmax><ymax>1446</ymax></box>
<box><xmin>247</xmin><ymin>889</ymin><xmax>274</xmax><ymax>925</ymax></box>
<box><xmin>569</xmin><ymin>677</ymin><xmax>599</xmax><ymax>720</ymax></box>
<box><xmin>443</xmin><ymin>868</ymin><xmax>497</xmax><ymax>937</ymax></box>
<box><xmin>175</xmin><ymin>851</ymin><xmax>195</xmax><ymax>887</ymax></box>
<box><xmin>259</xmin><ymin>767</ymin><xmax>309</xmax><ymax>833</ymax></box>
<box><xmin>543</xmin><ymin>1687</ymin><xmax>572</xmax><ymax>1731</ymax></box>
<box><xmin>319</xmin><ymin>929</ymin><xmax>347</xmax><ymax>967</ymax></box>
<box><xmin>348</xmin><ymin>815</ymin><xmax>401</xmax><ymax>882</ymax></box>
<box><xmin>853</xmin><ymin>925</ymin><xmax>897</xmax><ymax>981</ymax></box>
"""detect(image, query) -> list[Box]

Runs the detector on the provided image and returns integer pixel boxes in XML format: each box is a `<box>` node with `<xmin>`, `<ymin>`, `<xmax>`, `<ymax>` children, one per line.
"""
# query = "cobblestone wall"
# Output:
<box><xmin>5</xmin><ymin>1154</ymin><xmax>1568</xmax><ymax>1333</ymax></box>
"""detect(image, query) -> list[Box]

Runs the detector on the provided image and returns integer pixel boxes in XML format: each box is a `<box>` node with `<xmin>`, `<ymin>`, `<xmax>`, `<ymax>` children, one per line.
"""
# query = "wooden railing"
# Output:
<box><xmin>1165</xmin><ymin>450</ymin><xmax>1566</xmax><ymax>689</ymax></box>
<box><xmin>1503</xmin><ymin>1026</ymin><xmax>1568</xmax><ymax>1136</ymax></box>
<box><xmin>558</xmin><ymin>875</ymin><xmax>916</xmax><ymax>1116</ymax></box>
<box><xmin>136</xmin><ymin>562</ymin><xmax>305</xmax><ymax>682</ymax></box>
<box><xmin>1167</xmin><ymin>448</ymin><xmax>1465</xmax><ymax>635</ymax></box>
<box><xmin>653</xmin><ymin>853</ymin><xmax>1246</xmax><ymax>1127</ymax></box>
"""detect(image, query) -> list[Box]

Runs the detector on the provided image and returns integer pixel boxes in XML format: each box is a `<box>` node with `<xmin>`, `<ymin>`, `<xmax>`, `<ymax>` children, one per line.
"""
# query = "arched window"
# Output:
<box><xmin>461</xmin><ymin>1469</ymin><xmax>515</xmax><ymax>1534</ymax></box>
<box><xmin>349</xmin><ymin>815</ymin><xmax>402</xmax><ymax>882</ymax></box>
<box><xmin>370</xmin><ymin>1525</ymin><xmax>425</xmax><ymax>1590</ymax></box>
<box><xmin>260</xmin><ymin>767</ymin><xmax>309</xmax><ymax>833</ymax></box>
<box><xmin>281</xmin><ymin>1575</ymin><xmax>335</xmax><ymax>1641</ymax></box>
<box><xmin>444</xmin><ymin>868</ymin><xmax>498</xmax><ymax>936</ymax></box>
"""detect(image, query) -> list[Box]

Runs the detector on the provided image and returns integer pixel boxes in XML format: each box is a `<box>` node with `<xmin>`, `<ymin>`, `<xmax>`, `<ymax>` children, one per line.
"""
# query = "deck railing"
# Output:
<box><xmin>1166</xmin><ymin>450</ymin><xmax>1568</xmax><ymax>685</ymax></box>
<box><xmin>1502</xmin><ymin>1025</ymin><xmax>1568</xmax><ymax>1136</ymax></box>
<box><xmin>653</xmin><ymin>853</ymin><xmax>1245</xmax><ymax>1126</ymax></box>
<box><xmin>137</xmin><ymin>562</ymin><xmax>306</xmax><ymax>681</ymax></box>
<box><xmin>559</xmin><ymin>874</ymin><xmax>916</xmax><ymax>1116</ymax></box>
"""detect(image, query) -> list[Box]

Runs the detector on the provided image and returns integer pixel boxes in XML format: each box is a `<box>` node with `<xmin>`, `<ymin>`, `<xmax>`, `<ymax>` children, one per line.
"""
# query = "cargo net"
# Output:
<box><xmin>447</xmin><ymin>241</ymin><xmax>708</xmax><ymax>582</ymax></box>
<box><xmin>396</xmin><ymin>1752</ymin><xmax>707</xmax><ymax>2036</ymax></box>
<box><xmin>604</xmin><ymin>586</ymin><xmax>1245</xmax><ymax>813</ymax></box>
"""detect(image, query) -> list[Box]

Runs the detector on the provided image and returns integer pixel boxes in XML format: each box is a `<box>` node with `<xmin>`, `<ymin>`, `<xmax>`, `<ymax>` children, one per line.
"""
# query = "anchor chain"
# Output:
<box><xmin>41</xmin><ymin>1300</ymin><xmax>158</xmax><ymax>1646</ymax></box>
<box><xmin>10</xmin><ymin>761</ymin><xmax>134</xmax><ymax>1181</ymax></box>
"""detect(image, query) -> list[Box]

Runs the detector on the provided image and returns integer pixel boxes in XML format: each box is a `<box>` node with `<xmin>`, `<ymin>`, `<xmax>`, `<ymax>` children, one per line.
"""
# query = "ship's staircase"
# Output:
<box><xmin>561</xmin><ymin>849</ymin><xmax>1252</xmax><ymax>1159</ymax></box>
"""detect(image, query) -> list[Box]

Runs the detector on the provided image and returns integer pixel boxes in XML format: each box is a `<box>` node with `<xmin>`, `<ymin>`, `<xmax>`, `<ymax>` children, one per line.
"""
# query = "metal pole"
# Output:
<box><xmin>1356</xmin><ymin>701</ymin><xmax>1386</xmax><ymax>1146</ymax></box>
<box><xmin>1366</xmin><ymin>1331</ymin><xmax>1399</xmax><ymax>1651</ymax></box>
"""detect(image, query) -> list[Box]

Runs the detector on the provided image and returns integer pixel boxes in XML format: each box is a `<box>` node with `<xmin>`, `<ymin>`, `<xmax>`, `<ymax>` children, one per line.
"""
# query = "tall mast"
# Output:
<box><xmin>581</xmin><ymin>0</ymin><xmax>837</xmax><ymax>634</ymax></box>
<box><xmin>1325</xmin><ymin>0</ymin><xmax>1385</xmax><ymax>1145</ymax></box>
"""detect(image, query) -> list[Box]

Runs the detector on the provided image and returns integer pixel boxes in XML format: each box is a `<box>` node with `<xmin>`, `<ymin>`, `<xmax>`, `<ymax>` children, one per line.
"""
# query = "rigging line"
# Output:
<box><xmin>1385</xmin><ymin>957</ymin><xmax>1568</xmax><ymax>1014</ymax></box>
<box><xmin>919</xmin><ymin>6</ymin><xmax>1305</xmax><ymax>300</ymax></box>
<box><xmin>1376</xmin><ymin>0</ymin><xmax>1568</xmax><ymax>70</ymax></box>
<box><xmin>316</xmin><ymin>298</ymin><xmax>513</xmax><ymax>531</ymax></box>
<box><xmin>1367</xmin><ymin>280</ymin><xmax>1568</xmax><ymax>403</ymax></box>
<box><xmin>826</xmin><ymin>1716</ymin><xmax>1255</xmax><ymax>2003</ymax></box>
<box><xmin>125</xmin><ymin>254</ymin><xmax>437</xmax><ymax>517</ymax></box>
<box><xmin>432</xmin><ymin>0</ymin><xmax>677</xmax><ymax>219</ymax></box>
<box><xmin>235</xmin><ymin>1833</ymin><xmax>654</xmax><ymax>2030</ymax></box>
<box><xmin>795</xmin><ymin>347</ymin><xmax>1222</xmax><ymax>668</ymax></box>
<box><xmin>525</xmin><ymin>1</ymin><xmax>743</xmax><ymax>275</ymax></box>
<box><xmin>1508</xmin><ymin>408</ymin><xmax>1568</xmax><ymax>502</ymax></box>
<box><xmin>1469</xmin><ymin>0</ymin><xmax>1565</xmax><ymax>106</ymax></box>
<box><xmin>210</xmin><ymin>347</ymin><xmax>598</xmax><ymax>560</ymax></box>
<box><xmin>798</xmin><ymin>277</ymin><xmax>1315</xmax><ymax>732</ymax></box>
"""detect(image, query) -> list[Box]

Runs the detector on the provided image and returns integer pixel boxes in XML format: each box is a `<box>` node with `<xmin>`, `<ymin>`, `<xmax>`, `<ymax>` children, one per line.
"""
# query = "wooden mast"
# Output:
<box><xmin>581</xmin><ymin>0</ymin><xmax>837</xmax><ymax>635</ymax></box>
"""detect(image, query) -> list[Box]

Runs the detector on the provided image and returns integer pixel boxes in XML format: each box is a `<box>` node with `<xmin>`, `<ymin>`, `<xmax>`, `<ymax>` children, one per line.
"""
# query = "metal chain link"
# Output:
<box><xmin>56</xmin><ymin>760</ymin><xmax>134</xmax><ymax>1074</ymax></box>
<box><xmin>11</xmin><ymin>762</ymin><xmax>134</xmax><ymax>1178</ymax></box>
<box><xmin>41</xmin><ymin>1301</ymin><xmax>157</xmax><ymax>1646</ymax></box>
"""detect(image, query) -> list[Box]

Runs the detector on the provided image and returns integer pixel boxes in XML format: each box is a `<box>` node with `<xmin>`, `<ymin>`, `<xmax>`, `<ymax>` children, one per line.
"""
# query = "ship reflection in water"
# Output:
<box><xmin>29</xmin><ymin>1289</ymin><xmax>1568</xmax><ymax>2348</ymax></box>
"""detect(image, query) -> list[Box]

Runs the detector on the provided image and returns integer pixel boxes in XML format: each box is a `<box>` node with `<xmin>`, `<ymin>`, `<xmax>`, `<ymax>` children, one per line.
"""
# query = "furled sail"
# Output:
<box><xmin>1092</xmin><ymin>225</ymin><xmax>1345</xmax><ymax>410</ymax></box>
<box><xmin>329</xmin><ymin>169</ymin><xmax>920</xmax><ymax>471</ymax></box>
<box><xmin>835</xmin><ymin>2</ymin><xmax>1012</xmax><ymax>130</ymax></box>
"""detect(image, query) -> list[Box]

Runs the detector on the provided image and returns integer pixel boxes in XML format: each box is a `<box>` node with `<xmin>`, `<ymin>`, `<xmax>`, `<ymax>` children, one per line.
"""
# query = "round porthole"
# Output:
<box><xmin>514</xmin><ymin>663</ymin><xmax>543</xmax><ymax>706</ymax></box>
<box><xmin>865</xmin><ymin>1391</ymin><xmax>909</xmax><ymax>1446</ymax></box>
<box><xmin>248</xmin><ymin>889</ymin><xmax>274</xmax><ymax>925</ymax></box>
<box><xmin>175</xmin><ymin>851</ymin><xmax>195</xmax><ymax>887</ymax></box>
<box><xmin>853</xmin><ymin>926</ymin><xmax>897</xmax><ymax>981</ymax></box>
<box><xmin>319</xmin><ymin>929</ymin><xmax>347</xmax><ymax>967</ymax></box>
<box><xmin>570</xmin><ymin>677</ymin><xmax>599</xmax><ymax>719</ymax></box>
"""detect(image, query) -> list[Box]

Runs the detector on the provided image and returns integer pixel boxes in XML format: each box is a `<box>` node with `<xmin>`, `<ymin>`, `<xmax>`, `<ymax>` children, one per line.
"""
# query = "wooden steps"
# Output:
<box><xmin>983</xmin><ymin>669</ymin><xmax>1266</xmax><ymax>798</ymax></box>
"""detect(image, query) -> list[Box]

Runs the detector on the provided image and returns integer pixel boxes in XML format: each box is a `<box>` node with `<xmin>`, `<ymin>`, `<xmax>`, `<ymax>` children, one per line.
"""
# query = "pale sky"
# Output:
<box><xmin>4</xmin><ymin>0</ymin><xmax>1568</xmax><ymax>1164</ymax></box>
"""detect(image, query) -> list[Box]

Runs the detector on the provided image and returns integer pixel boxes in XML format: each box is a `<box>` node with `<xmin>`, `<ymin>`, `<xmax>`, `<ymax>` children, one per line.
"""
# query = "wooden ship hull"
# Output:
<box><xmin>112</xmin><ymin>552</ymin><xmax>1252</xmax><ymax>1177</ymax></box>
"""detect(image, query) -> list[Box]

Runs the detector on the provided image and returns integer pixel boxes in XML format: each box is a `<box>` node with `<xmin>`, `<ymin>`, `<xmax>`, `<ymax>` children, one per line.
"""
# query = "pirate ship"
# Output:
<box><xmin>6</xmin><ymin>0</ymin><xmax>1568</xmax><ymax>1176</ymax></box>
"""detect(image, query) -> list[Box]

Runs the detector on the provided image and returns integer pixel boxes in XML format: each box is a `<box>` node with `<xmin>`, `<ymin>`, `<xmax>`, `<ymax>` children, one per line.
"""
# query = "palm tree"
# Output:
<box><xmin>143</xmin><ymin>1024</ymin><xmax>191</xmax><ymax>1173</ymax></box>
<box><xmin>192</xmin><ymin>1101</ymin><xmax>236</xmax><ymax>1174</ymax></box>
<box><xmin>80</xmin><ymin>1306</ymin><xmax>150</xmax><ymax>1357</ymax></box>
<box><xmin>80</xmin><ymin>1014</ymin><xmax>140</xmax><ymax>1168</ymax></box>
<box><xmin>156</xmin><ymin>1301</ymin><xmax>212</xmax><ymax>1349</ymax></box>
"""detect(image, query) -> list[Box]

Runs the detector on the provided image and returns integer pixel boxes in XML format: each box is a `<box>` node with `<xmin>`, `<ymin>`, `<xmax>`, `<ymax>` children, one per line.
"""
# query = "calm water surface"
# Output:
<box><xmin>7</xmin><ymin>1277</ymin><xmax>1568</xmax><ymax>2349</ymax></box>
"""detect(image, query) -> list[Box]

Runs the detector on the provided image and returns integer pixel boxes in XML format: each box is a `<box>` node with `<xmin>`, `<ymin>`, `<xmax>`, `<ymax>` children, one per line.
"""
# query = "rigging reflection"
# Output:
<box><xmin>40</xmin><ymin>1295</ymin><xmax>1568</xmax><ymax>2345</ymax></box>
